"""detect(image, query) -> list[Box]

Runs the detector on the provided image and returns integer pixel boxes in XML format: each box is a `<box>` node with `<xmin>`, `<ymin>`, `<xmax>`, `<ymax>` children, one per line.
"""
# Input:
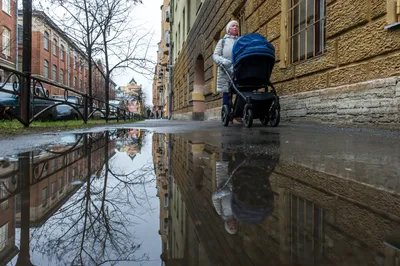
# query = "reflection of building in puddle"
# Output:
<box><xmin>0</xmin><ymin>159</ymin><xmax>19</xmax><ymax>265</ymax></box>
<box><xmin>153</xmin><ymin>134</ymin><xmax>171</xmax><ymax>261</ymax></box>
<box><xmin>15</xmin><ymin>135</ymin><xmax>116</xmax><ymax>227</ymax></box>
<box><xmin>117</xmin><ymin>129</ymin><xmax>143</xmax><ymax>160</ymax></box>
<box><xmin>158</xmin><ymin>134</ymin><xmax>400</xmax><ymax>266</ymax></box>
<box><xmin>0</xmin><ymin>133</ymin><xmax>116</xmax><ymax>265</ymax></box>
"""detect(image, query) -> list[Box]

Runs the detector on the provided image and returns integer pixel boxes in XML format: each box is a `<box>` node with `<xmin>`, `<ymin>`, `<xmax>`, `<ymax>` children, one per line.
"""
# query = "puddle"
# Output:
<box><xmin>0</xmin><ymin>129</ymin><xmax>399</xmax><ymax>266</ymax></box>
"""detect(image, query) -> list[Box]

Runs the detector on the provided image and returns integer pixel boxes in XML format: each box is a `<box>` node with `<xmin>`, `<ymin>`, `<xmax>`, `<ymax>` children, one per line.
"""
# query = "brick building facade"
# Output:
<box><xmin>170</xmin><ymin>0</ymin><xmax>400</xmax><ymax>128</ymax></box>
<box><xmin>16</xmin><ymin>11</ymin><xmax>115</xmax><ymax>103</ymax></box>
<box><xmin>0</xmin><ymin>0</ymin><xmax>17</xmax><ymax>78</ymax></box>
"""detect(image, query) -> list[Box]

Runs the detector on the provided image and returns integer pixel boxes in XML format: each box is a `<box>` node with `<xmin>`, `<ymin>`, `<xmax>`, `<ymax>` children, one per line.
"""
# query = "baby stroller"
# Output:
<box><xmin>220</xmin><ymin>33</ymin><xmax>280</xmax><ymax>128</ymax></box>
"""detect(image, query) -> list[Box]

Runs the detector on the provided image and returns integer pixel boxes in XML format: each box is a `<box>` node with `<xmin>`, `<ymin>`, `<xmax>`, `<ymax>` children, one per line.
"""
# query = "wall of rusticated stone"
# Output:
<box><xmin>172</xmin><ymin>0</ymin><xmax>400</xmax><ymax>126</ymax></box>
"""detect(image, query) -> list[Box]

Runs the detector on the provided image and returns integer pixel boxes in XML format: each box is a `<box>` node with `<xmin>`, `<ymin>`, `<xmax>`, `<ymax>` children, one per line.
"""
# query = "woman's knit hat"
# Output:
<box><xmin>226</xmin><ymin>20</ymin><xmax>239</xmax><ymax>34</ymax></box>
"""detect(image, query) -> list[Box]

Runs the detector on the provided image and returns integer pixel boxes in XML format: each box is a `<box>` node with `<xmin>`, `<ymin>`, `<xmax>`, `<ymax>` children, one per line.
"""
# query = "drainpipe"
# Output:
<box><xmin>168</xmin><ymin>43</ymin><xmax>173</xmax><ymax>120</ymax></box>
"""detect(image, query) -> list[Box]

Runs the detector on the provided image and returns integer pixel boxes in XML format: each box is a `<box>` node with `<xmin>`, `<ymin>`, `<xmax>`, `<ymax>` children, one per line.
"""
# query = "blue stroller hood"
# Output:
<box><xmin>232</xmin><ymin>33</ymin><xmax>275</xmax><ymax>66</ymax></box>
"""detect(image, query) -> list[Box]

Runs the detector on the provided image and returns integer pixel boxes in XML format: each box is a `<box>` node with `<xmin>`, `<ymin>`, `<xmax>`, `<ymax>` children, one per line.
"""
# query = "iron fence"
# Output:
<box><xmin>0</xmin><ymin>64</ymin><xmax>141</xmax><ymax>126</ymax></box>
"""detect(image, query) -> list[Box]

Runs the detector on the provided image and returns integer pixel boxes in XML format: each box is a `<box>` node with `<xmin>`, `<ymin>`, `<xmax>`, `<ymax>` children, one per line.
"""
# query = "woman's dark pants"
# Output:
<box><xmin>222</xmin><ymin>92</ymin><xmax>230</xmax><ymax>105</ymax></box>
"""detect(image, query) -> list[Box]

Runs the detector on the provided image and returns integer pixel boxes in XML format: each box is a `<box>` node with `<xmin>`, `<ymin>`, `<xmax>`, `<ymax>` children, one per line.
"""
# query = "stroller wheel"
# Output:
<box><xmin>244</xmin><ymin>108</ymin><xmax>253</xmax><ymax>128</ymax></box>
<box><xmin>269</xmin><ymin>105</ymin><xmax>280</xmax><ymax>127</ymax></box>
<box><xmin>221</xmin><ymin>105</ymin><xmax>230</xmax><ymax>127</ymax></box>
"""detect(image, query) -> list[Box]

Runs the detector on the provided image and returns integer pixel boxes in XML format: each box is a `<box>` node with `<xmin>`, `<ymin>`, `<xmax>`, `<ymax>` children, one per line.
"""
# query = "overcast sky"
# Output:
<box><xmin>118</xmin><ymin>0</ymin><xmax>162</xmax><ymax>106</ymax></box>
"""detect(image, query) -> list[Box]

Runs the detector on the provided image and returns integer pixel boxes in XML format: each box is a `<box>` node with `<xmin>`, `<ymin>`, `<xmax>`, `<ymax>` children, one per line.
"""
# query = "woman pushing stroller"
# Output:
<box><xmin>212</xmin><ymin>20</ymin><xmax>242</xmax><ymax>123</ymax></box>
<box><xmin>213</xmin><ymin>20</ymin><xmax>280</xmax><ymax>128</ymax></box>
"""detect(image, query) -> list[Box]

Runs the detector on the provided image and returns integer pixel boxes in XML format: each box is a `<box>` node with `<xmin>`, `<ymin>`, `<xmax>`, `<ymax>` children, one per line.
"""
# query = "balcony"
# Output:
<box><xmin>161</xmin><ymin>56</ymin><xmax>168</xmax><ymax>66</ymax></box>
<box><xmin>163</xmin><ymin>45</ymin><xmax>169</xmax><ymax>55</ymax></box>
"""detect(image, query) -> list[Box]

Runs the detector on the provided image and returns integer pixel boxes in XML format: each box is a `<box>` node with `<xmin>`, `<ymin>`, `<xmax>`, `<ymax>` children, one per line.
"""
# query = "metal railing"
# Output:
<box><xmin>0</xmin><ymin>64</ymin><xmax>142</xmax><ymax>126</ymax></box>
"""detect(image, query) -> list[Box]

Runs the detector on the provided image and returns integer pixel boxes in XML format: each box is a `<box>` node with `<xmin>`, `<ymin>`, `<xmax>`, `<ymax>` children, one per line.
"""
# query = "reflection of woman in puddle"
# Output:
<box><xmin>212</xmin><ymin>152</ymin><xmax>238</xmax><ymax>234</ymax></box>
<box><xmin>212</xmin><ymin>141</ymin><xmax>279</xmax><ymax>233</ymax></box>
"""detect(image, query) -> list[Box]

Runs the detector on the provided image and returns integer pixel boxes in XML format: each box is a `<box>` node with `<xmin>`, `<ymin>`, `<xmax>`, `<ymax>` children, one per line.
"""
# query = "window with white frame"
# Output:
<box><xmin>0</xmin><ymin>223</ymin><xmax>8</xmax><ymax>251</ymax></box>
<box><xmin>289</xmin><ymin>0</ymin><xmax>326</xmax><ymax>63</ymax></box>
<box><xmin>2</xmin><ymin>0</ymin><xmax>10</xmax><ymax>14</ymax></box>
<box><xmin>1</xmin><ymin>27</ymin><xmax>11</xmax><ymax>57</ymax></box>
<box><xmin>60</xmin><ymin>69</ymin><xmax>64</xmax><ymax>84</ymax></box>
<box><xmin>60</xmin><ymin>44</ymin><xmax>65</xmax><ymax>60</ymax></box>
<box><xmin>53</xmin><ymin>39</ymin><xmax>57</xmax><ymax>56</ymax></box>
<box><xmin>44</xmin><ymin>31</ymin><xmax>49</xmax><ymax>50</ymax></box>
<box><xmin>52</xmin><ymin>65</ymin><xmax>57</xmax><ymax>81</ymax></box>
<box><xmin>44</xmin><ymin>60</ymin><xmax>49</xmax><ymax>79</ymax></box>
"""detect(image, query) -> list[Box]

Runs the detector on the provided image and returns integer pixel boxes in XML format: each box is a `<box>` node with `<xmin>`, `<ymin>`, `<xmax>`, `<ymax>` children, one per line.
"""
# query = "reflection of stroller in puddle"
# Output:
<box><xmin>212</xmin><ymin>150</ymin><xmax>279</xmax><ymax>234</ymax></box>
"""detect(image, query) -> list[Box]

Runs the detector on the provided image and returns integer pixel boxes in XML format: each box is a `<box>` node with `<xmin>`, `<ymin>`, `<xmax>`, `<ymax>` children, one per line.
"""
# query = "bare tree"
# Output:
<box><xmin>91</xmin><ymin>0</ymin><xmax>154</xmax><ymax>120</ymax></box>
<box><xmin>47</xmin><ymin>0</ymin><xmax>103</xmax><ymax>114</ymax></box>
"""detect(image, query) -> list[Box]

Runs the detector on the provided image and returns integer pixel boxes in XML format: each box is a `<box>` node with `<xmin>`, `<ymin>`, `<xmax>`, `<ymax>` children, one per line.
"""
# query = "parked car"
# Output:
<box><xmin>53</xmin><ymin>97</ymin><xmax>82</xmax><ymax>120</ymax></box>
<box><xmin>0</xmin><ymin>83</ymin><xmax>57</xmax><ymax>121</ymax></box>
<box><xmin>56</xmin><ymin>104</ymin><xmax>79</xmax><ymax>120</ymax></box>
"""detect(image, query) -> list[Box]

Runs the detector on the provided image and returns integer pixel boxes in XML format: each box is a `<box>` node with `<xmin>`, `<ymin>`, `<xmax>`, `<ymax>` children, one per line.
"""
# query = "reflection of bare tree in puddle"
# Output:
<box><xmin>28</xmin><ymin>135</ymin><xmax>155</xmax><ymax>266</ymax></box>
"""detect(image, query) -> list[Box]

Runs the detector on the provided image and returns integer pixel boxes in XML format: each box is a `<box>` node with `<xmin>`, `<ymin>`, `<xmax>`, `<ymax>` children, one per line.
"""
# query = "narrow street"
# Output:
<box><xmin>0</xmin><ymin>120</ymin><xmax>399</xmax><ymax>265</ymax></box>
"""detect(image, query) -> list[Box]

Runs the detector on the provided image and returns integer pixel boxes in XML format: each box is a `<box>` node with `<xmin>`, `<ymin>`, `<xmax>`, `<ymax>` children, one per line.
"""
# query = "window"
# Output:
<box><xmin>0</xmin><ymin>181</ymin><xmax>9</xmax><ymax>211</ymax></box>
<box><xmin>187</xmin><ymin>4</ymin><xmax>191</xmax><ymax>33</ymax></box>
<box><xmin>60</xmin><ymin>69</ymin><xmax>64</xmax><ymax>84</ymax></box>
<box><xmin>74</xmin><ymin>77</ymin><xmax>77</xmax><ymax>88</ymax></box>
<box><xmin>2</xmin><ymin>27</ymin><xmax>11</xmax><ymax>57</ymax></box>
<box><xmin>237</xmin><ymin>7</ymin><xmax>246</xmax><ymax>36</ymax></box>
<box><xmin>42</xmin><ymin>187</ymin><xmax>47</xmax><ymax>206</ymax></box>
<box><xmin>59</xmin><ymin>177</ymin><xmax>63</xmax><ymax>193</ymax></box>
<box><xmin>289</xmin><ymin>194</ymin><xmax>324</xmax><ymax>264</ymax></box>
<box><xmin>51</xmin><ymin>182</ymin><xmax>56</xmax><ymax>198</ymax></box>
<box><xmin>164</xmin><ymin>193</ymin><xmax>169</xmax><ymax>208</ymax></box>
<box><xmin>53</xmin><ymin>39</ymin><xmax>57</xmax><ymax>56</ymax></box>
<box><xmin>44</xmin><ymin>60</ymin><xmax>49</xmax><ymax>79</ymax></box>
<box><xmin>2</xmin><ymin>0</ymin><xmax>10</xmax><ymax>14</ymax></box>
<box><xmin>74</xmin><ymin>56</ymin><xmax>77</xmax><ymax>69</ymax></box>
<box><xmin>60</xmin><ymin>44</ymin><xmax>65</xmax><ymax>60</ymax></box>
<box><xmin>163</xmin><ymin>218</ymin><xmax>168</xmax><ymax>234</ymax></box>
<box><xmin>183</xmin><ymin>8</ymin><xmax>186</xmax><ymax>37</ymax></box>
<box><xmin>164</xmin><ymin>31</ymin><xmax>170</xmax><ymax>47</ymax></box>
<box><xmin>68</xmin><ymin>72</ymin><xmax>71</xmax><ymax>87</ymax></box>
<box><xmin>80</xmin><ymin>79</ymin><xmax>82</xmax><ymax>90</ymax></box>
<box><xmin>289</xmin><ymin>0</ymin><xmax>326</xmax><ymax>63</ymax></box>
<box><xmin>386</xmin><ymin>0</ymin><xmax>400</xmax><ymax>26</ymax></box>
<box><xmin>0</xmin><ymin>223</ymin><xmax>8</xmax><ymax>251</ymax></box>
<box><xmin>44</xmin><ymin>31</ymin><xmax>49</xmax><ymax>50</ymax></box>
<box><xmin>52</xmin><ymin>65</ymin><xmax>57</xmax><ymax>81</ymax></box>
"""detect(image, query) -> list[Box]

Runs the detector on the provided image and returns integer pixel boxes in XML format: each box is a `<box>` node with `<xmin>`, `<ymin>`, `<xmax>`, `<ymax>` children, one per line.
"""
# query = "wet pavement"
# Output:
<box><xmin>0</xmin><ymin>121</ymin><xmax>399</xmax><ymax>265</ymax></box>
